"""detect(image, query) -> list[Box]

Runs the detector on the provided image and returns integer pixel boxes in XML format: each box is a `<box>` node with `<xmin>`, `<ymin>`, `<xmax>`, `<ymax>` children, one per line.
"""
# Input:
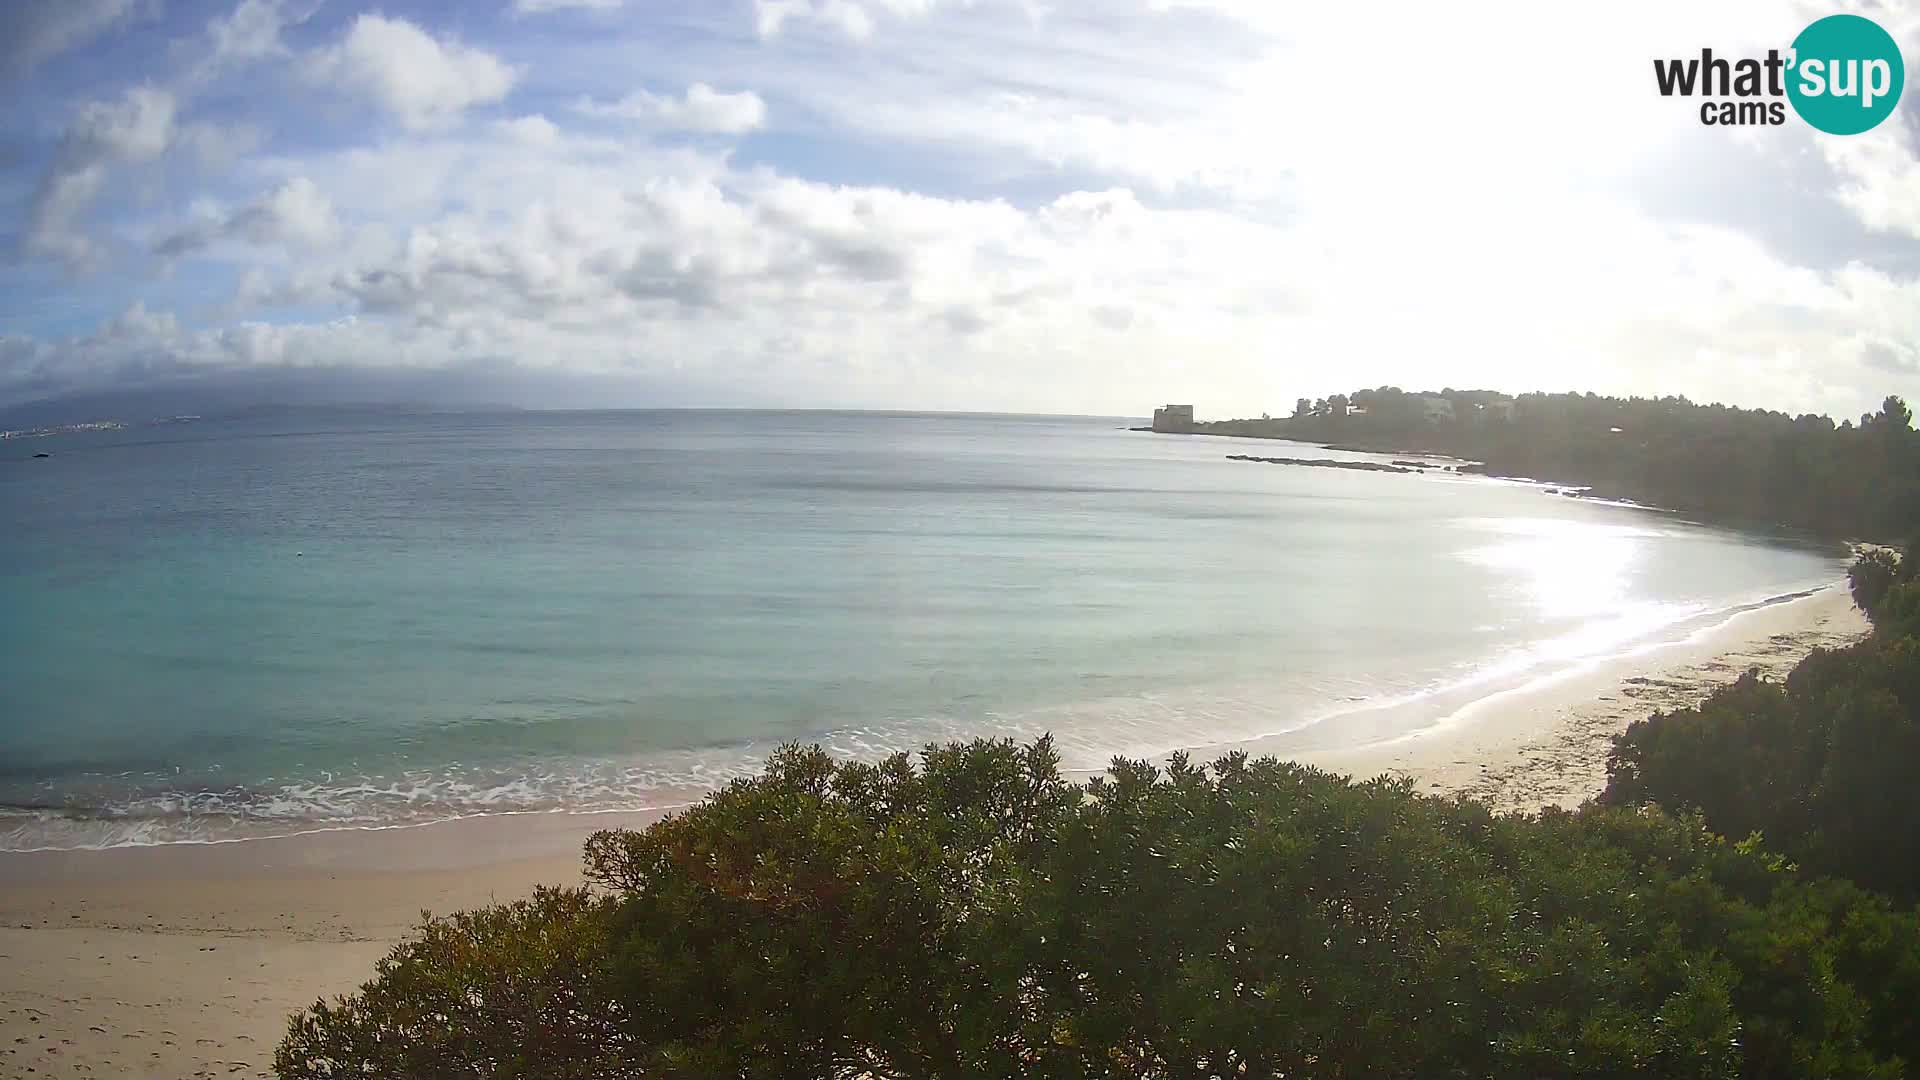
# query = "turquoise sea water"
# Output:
<box><xmin>0</xmin><ymin>410</ymin><xmax>1846</xmax><ymax>848</ymax></box>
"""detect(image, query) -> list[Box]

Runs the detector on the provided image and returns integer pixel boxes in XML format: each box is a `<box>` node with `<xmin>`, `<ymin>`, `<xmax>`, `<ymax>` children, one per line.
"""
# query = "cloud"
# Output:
<box><xmin>15</xmin><ymin>76</ymin><xmax>1920</xmax><ymax>420</ymax></box>
<box><xmin>496</xmin><ymin>114</ymin><xmax>561</xmax><ymax>145</ymax></box>
<box><xmin>831</xmin><ymin>90</ymin><xmax>1251</xmax><ymax>194</ymax></box>
<box><xmin>204</xmin><ymin>0</ymin><xmax>300</xmax><ymax>67</ymax></box>
<box><xmin>1859</xmin><ymin>340</ymin><xmax>1918</xmax><ymax>375</ymax></box>
<box><xmin>7</xmin><ymin>0</ymin><xmax>1920</xmax><ymax>423</ymax></box>
<box><xmin>754</xmin><ymin>0</ymin><xmax>945</xmax><ymax>39</ymax></box>
<box><xmin>1823</xmin><ymin>127</ymin><xmax>1920</xmax><ymax>241</ymax></box>
<box><xmin>513</xmin><ymin>0</ymin><xmax>624</xmax><ymax>12</ymax></box>
<box><xmin>154</xmin><ymin>177</ymin><xmax>339</xmax><ymax>257</ymax></box>
<box><xmin>308</xmin><ymin>166</ymin><xmax>1025</xmax><ymax>329</ymax></box>
<box><xmin>574</xmin><ymin>84</ymin><xmax>768</xmax><ymax>134</ymax></box>
<box><xmin>304</xmin><ymin>14</ymin><xmax>519</xmax><ymax>130</ymax></box>
<box><xmin>725</xmin><ymin>2</ymin><xmax>1285</xmax><ymax>197</ymax></box>
<box><xmin>0</xmin><ymin>0</ymin><xmax>138</xmax><ymax>79</ymax></box>
<box><xmin>12</xmin><ymin>133</ymin><xmax>1326</xmax><ymax>408</ymax></box>
<box><xmin>14</xmin><ymin>143</ymin><xmax>1920</xmax><ymax>420</ymax></box>
<box><xmin>27</xmin><ymin>85</ymin><xmax>181</xmax><ymax>267</ymax></box>
<box><xmin>18</xmin><ymin>1</ymin><xmax>322</xmax><ymax>269</ymax></box>
<box><xmin>756</xmin><ymin>0</ymin><xmax>873</xmax><ymax>38</ymax></box>
<box><xmin>61</xmin><ymin>83</ymin><xmax>178</xmax><ymax>161</ymax></box>
<box><xmin>0</xmin><ymin>304</ymin><xmax>382</xmax><ymax>406</ymax></box>
<box><xmin>0</xmin><ymin>335</ymin><xmax>56</xmax><ymax>396</ymax></box>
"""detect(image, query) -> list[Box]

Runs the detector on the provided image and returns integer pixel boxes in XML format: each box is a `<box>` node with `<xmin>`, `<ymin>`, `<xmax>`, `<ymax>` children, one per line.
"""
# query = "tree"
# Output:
<box><xmin>283</xmin><ymin>737</ymin><xmax>1920</xmax><ymax>1079</ymax></box>
<box><xmin>1604</xmin><ymin>545</ymin><xmax>1920</xmax><ymax>900</ymax></box>
<box><xmin>1268</xmin><ymin>387</ymin><xmax>1920</xmax><ymax>540</ymax></box>
<box><xmin>1859</xmin><ymin>396</ymin><xmax>1914</xmax><ymax>445</ymax></box>
<box><xmin>276</xmin><ymin>888</ymin><xmax>626</xmax><ymax>1080</ymax></box>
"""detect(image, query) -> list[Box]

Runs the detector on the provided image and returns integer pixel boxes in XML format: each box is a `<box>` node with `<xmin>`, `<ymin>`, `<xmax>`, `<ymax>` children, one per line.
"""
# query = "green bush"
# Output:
<box><xmin>1849</xmin><ymin>549</ymin><xmax>1901</xmax><ymax>614</ymax></box>
<box><xmin>276</xmin><ymin>887</ymin><xmax>625</xmax><ymax>1080</ymax></box>
<box><xmin>1605</xmin><ymin>548</ymin><xmax>1920</xmax><ymax>902</ymax></box>
<box><xmin>280</xmin><ymin>739</ymin><xmax>1920</xmax><ymax>1079</ymax></box>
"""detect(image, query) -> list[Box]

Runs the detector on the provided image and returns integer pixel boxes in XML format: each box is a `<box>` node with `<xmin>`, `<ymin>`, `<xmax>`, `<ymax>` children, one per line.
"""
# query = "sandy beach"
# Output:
<box><xmin>0</xmin><ymin>585</ymin><xmax>1871</xmax><ymax>1080</ymax></box>
<box><xmin>1293</xmin><ymin>584</ymin><xmax>1870</xmax><ymax>811</ymax></box>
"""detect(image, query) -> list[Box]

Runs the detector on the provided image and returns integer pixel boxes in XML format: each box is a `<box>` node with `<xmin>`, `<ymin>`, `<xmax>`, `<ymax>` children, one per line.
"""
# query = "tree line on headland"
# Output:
<box><xmin>1187</xmin><ymin>388</ymin><xmax>1920</xmax><ymax>540</ymax></box>
<box><xmin>277</xmin><ymin>549</ymin><xmax>1920</xmax><ymax>1077</ymax></box>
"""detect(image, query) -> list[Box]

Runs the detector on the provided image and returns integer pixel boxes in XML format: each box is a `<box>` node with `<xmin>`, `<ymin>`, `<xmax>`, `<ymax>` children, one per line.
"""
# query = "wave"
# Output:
<box><xmin>0</xmin><ymin>755</ymin><xmax>760</xmax><ymax>851</ymax></box>
<box><xmin>0</xmin><ymin>685</ymin><xmax>1383</xmax><ymax>850</ymax></box>
<box><xmin>0</xmin><ymin>581</ymin><xmax>1845</xmax><ymax>852</ymax></box>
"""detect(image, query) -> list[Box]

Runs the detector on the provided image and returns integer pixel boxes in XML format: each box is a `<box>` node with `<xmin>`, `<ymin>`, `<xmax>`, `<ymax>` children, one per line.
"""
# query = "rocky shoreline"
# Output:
<box><xmin>1225</xmin><ymin>453</ymin><xmax>1425</xmax><ymax>474</ymax></box>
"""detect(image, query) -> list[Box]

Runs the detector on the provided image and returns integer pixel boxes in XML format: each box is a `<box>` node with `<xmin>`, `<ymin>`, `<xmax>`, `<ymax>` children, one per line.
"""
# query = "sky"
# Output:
<box><xmin>1</xmin><ymin>0</ymin><xmax>1918</xmax><ymax>419</ymax></box>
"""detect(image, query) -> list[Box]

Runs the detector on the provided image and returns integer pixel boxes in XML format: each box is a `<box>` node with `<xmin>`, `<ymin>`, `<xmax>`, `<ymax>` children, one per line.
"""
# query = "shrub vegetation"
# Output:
<box><xmin>282</xmin><ymin>734</ymin><xmax>1920</xmax><ymax>1077</ymax></box>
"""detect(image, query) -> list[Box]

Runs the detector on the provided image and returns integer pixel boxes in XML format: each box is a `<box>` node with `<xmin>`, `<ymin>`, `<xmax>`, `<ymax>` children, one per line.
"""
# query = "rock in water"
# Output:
<box><xmin>1226</xmin><ymin>454</ymin><xmax>1414</xmax><ymax>474</ymax></box>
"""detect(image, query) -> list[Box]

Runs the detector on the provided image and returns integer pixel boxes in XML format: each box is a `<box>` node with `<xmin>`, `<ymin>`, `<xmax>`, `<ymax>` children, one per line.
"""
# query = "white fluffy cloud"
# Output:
<box><xmin>204</xmin><ymin>0</ymin><xmax>299</xmax><ymax>67</ymax></box>
<box><xmin>19</xmin><ymin>1</ymin><xmax>325</xmax><ymax>269</ymax></box>
<box><xmin>8</xmin><ymin>0</ymin><xmax>1920</xmax><ymax>420</ymax></box>
<box><xmin>154</xmin><ymin>177</ymin><xmax>339</xmax><ymax>257</ymax></box>
<box><xmin>574</xmin><ymin>84</ymin><xmax>767</xmax><ymax>133</ymax></box>
<box><xmin>1821</xmin><ymin>126</ymin><xmax>1920</xmax><ymax>241</ymax></box>
<box><xmin>496</xmin><ymin>114</ymin><xmax>562</xmax><ymax>145</ymax></box>
<box><xmin>18</xmin><ymin>107</ymin><xmax>1919</xmax><ymax>419</ymax></box>
<box><xmin>304</xmin><ymin>15</ymin><xmax>519</xmax><ymax>130</ymax></box>
<box><xmin>64</xmin><ymin>84</ymin><xmax>178</xmax><ymax>162</ymax></box>
<box><xmin>27</xmin><ymin>85</ymin><xmax>180</xmax><ymax>267</ymax></box>
<box><xmin>754</xmin><ymin>0</ymin><xmax>947</xmax><ymax>39</ymax></box>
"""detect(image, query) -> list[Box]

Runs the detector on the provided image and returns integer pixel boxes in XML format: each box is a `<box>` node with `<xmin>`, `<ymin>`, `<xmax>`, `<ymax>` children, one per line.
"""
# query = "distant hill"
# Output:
<box><xmin>0</xmin><ymin>367</ymin><xmax>598</xmax><ymax>429</ymax></box>
<box><xmin>0</xmin><ymin>362</ymin><xmax>800</xmax><ymax>429</ymax></box>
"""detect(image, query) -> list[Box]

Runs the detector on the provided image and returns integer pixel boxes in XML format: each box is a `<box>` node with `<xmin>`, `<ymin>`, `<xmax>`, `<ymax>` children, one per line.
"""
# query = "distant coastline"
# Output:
<box><xmin>1138</xmin><ymin>390</ymin><xmax>1920</xmax><ymax>544</ymax></box>
<box><xmin>1</xmin><ymin>420</ymin><xmax>126</xmax><ymax>441</ymax></box>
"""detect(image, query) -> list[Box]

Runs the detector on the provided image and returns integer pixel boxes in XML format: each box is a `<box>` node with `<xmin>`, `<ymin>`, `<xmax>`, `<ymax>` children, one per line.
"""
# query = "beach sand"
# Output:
<box><xmin>1294</xmin><ymin>584</ymin><xmax>1871</xmax><ymax>812</ymax></box>
<box><xmin>0</xmin><ymin>812</ymin><xmax>662</xmax><ymax>1080</ymax></box>
<box><xmin>0</xmin><ymin>585</ymin><xmax>1871</xmax><ymax>1080</ymax></box>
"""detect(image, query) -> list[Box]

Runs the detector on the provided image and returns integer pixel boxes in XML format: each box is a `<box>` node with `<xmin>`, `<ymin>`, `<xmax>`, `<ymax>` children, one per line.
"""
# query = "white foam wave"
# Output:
<box><xmin>0</xmin><ymin>581</ymin><xmax>1844</xmax><ymax>852</ymax></box>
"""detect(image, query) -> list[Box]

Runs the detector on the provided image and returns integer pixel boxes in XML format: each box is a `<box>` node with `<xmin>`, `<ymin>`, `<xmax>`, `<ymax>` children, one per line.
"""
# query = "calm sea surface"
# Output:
<box><xmin>0</xmin><ymin>410</ymin><xmax>1846</xmax><ymax>848</ymax></box>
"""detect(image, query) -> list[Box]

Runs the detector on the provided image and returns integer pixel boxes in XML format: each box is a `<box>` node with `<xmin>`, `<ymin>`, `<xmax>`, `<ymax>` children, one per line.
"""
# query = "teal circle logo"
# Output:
<box><xmin>1787</xmin><ymin>14</ymin><xmax>1904</xmax><ymax>135</ymax></box>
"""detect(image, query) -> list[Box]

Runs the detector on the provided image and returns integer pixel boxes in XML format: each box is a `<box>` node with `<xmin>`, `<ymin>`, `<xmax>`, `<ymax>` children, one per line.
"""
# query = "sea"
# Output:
<box><xmin>0</xmin><ymin>409</ymin><xmax>1848</xmax><ymax>849</ymax></box>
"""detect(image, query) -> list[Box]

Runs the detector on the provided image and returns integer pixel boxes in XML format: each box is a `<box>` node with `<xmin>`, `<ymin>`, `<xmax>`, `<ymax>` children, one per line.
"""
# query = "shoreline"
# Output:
<box><xmin>0</xmin><ymin>586</ymin><xmax>1872</xmax><ymax>1079</ymax></box>
<box><xmin>1285</xmin><ymin>583</ymin><xmax>1868</xmax><ymax>811</ymax></box>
